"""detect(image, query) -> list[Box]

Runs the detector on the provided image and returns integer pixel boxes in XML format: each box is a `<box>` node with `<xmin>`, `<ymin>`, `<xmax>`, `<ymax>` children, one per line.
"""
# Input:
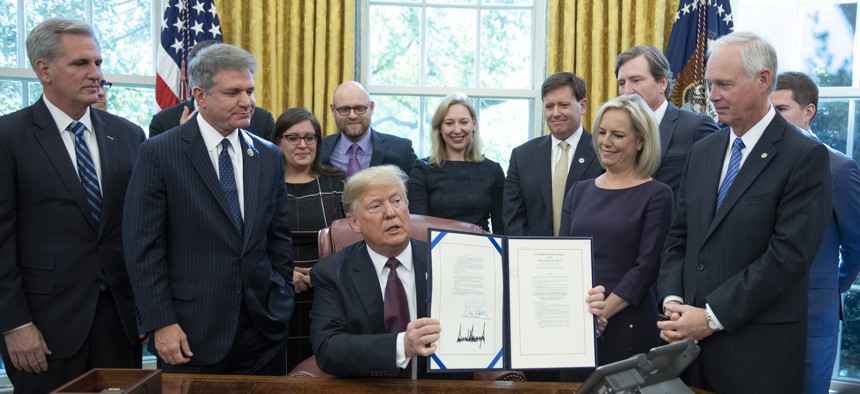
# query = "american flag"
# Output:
<box><xmin>665</xmin><ymin>0</ymin><xmax>734</xmax><ymax>118</ymax></box>
<box><xmin>156</xmin><ymin>0</ymin><xmax>222</xmax><ymax>110</ymax></box>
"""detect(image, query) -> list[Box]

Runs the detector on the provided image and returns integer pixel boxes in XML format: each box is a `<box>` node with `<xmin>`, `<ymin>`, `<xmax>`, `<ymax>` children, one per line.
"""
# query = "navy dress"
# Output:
<box><xmin>559</xmin><ymin>179</ymin><xmax>673</xmax><ymax>373</ymax></box>
<box><xmin>407</xmin><ymin>158</ymin><xmax>505</xmax><ymax>234</ymax></box>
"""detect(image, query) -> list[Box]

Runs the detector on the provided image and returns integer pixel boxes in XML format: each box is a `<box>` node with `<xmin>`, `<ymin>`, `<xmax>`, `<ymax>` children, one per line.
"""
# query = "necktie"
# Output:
<box><xmin>69</xmin><ymin>121</ymin><xmax>102</xmax><ymax>222</ymax></box>
<box><xmin>219</xmin><ymin>139</ymin><xmax>243</xmax><ymax>233</ymax></box>
<box><xmin>717</xmin><ymin>138</ymin><xmax>745</xmax><ymax>210</ymax></box>
<box><xmin>347</xmin><ymin>143</ymin><xmax>362</xmax><ymax>176</ymax></box>
<box><xmin>552</xmin><ymin>141</ymin><xmax>570</xmax><ymax>236</ymax></box>
<box><xmin>383</xmin><ymin>258</ymin><xmax>410</xmax><ymax>334</ymax></box>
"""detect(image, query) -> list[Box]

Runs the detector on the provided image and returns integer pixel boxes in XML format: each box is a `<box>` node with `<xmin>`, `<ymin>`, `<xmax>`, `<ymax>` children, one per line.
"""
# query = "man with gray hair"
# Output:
<box><xmin>0</xmin><ymin>18</ymin><xmax>145</xmax><ymax>392</ymax></box>
<box><xmin>615</xmin><ymin>45</ymin><xmax>718</xmax><ymax>200</ymax></box>
<box><xmin>656</xmin><ymin>32</ymin><xmax>832</xmax><ymax>393</ymax></box>
<box><xmin>124</xmin><ymin>43</ymin><xmax>294</xmax><ymax>375</ymax></box>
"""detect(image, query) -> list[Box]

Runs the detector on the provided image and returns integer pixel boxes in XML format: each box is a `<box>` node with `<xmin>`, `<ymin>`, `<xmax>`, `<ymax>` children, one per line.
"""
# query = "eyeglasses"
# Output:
<box><xmin>281</xmin><ymin>134</ymin><xmax>318</xmax><ymax>145</ymax></box>
<box><xmin>99</xmin><ymin>80</ymin><xmax>112</xmax><ymax>92</ymax></box>
<box><xmin>334</xmin><ymin>105</ymin><xmax>368</xmax><ymax>116</ymax></box>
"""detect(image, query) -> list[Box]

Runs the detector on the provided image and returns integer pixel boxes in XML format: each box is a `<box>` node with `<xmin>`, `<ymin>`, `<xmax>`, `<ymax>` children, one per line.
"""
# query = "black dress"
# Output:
<box><xmin>407</xmin><ymin>158</ymin><xmax>505</xmax><ymax>234</ymax></box>
<box><xmin>285</xmin><ymin>173</ymin><xmax>345</xmax><ymax>372</ymax></box>
<box><xmin>559</xmin><ymin>179</ymin><xmax>673</xmax><ymax>379</ymax></box>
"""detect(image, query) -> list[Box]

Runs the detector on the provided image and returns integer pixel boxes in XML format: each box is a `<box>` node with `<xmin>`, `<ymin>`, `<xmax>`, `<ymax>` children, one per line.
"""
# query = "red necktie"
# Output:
<box><xmin>384</xmin><ymin>258</ymin><xmax>410</xmax><ymax>333</ymax></box>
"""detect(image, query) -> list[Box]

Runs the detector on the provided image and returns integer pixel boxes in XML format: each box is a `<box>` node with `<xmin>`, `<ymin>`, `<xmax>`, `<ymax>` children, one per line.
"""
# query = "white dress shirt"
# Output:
<box><xmin>550</xmin><ymin>126</ymin><xmax>584</xmax><ymax>180</ymax></box>
<box><xmin>44</xmin><ymin>97</ymin><xmax>102</xmax><ymax>191</ymax></box>
<box><xmin>198</xmin><ymin>117</ymin><xmax>245</xmax><ymax>219</ymax></box>
<box><xmin>367</xmin><ymin>242</ymin><xmax>417</xmax><ymax>369</ymax></box>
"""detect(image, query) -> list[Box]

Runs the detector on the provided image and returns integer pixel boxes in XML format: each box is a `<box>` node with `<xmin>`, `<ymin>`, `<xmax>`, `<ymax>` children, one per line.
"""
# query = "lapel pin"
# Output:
<box><xmin>761</xmin><ymin>153</ymin><xmax>767</xmax><ymax>159</ymax></box>
<box><xmin>578</xmin><ymin>158</ymin><xmax>585</xmax><ymax>164</ymax></box>
<box><xmin>247</xmin><ymin>148</ymin><xmax>254</xmax><ymax>157</ymax></box>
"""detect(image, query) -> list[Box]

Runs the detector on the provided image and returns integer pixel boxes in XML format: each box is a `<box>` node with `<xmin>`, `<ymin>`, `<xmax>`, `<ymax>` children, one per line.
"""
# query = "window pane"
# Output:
<box><xmin>371</xmin><ymin>94</ymin><xmax>422</xmax><ymax>151</ymax></box>
<box><xmin>28</xmin><ymin>81</ymin><xmax>43</xmax><ymax>106</ymax></box>
<box><xmin>483</xmin><ymin>0</ymin><xmax>533</xmax><ymax>4</ymax></box>
<box><xmin>839</xmin><ymin>290</ymin><xmax>860</xmax><ymax>380</ymax></box>
<box><xmin>368</xmin><ymin>6</ymin><xmax>420</xmax><ymax>86</ymax></box>
<box><xmin>480</xmin><ymin>9</ymin><xmax>531</xmax><ymax>89</ymax></box>
<box><xmin>426</xmin><ymin>7</ymin><xmax>477</xmax><ymax>87</ymax></box>
<box><xmin>94</xmin><ymin>0</ymin><xmax>152</xmax><ymax>75</ymax></box>
<box><xmin>427</xmin><ymin>0</ymin><xmax>476</xmax><ymax>4</ymax></box>
<box><xmin>0</xmin><ymin>80</ymin><xmax>23</xmax><ymax>115</ymax></box>
<box><xmin>478</xmin><ymin>98</ymin><xmax>529</xmax><ymax>172</ymax></box>
<box><xmin>801</xmin><ymin>3</ymin><xmax>856</xmax><ymax>87</ymax></box>
<box><xmin>0</xmin><ymin>0</ymin><xmax>17</xmax><ymax>67</ymax></box>
<box><xmin>812</xmin><ymin>99</ymin><xmax>850</xmax><ymax>153</ymax></box>
<box><xmin>107</xmin><ymin>86</ymin><xmax>157</xmax><ymax>132</ymax></box>
<box><xmin>855</xmin><ymin>100</ymin><xmax>860</xmax><ymax>164</ymax></box>
<box><xmin>25</xmin><ymin>1</ymin><xmax>85</xmax><ymax>38</ymax></box>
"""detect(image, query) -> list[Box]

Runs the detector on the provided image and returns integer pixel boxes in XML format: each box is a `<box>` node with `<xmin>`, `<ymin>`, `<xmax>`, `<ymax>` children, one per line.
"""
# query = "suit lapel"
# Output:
<box><xmin>240</xmin><ymin>130</ymin><xmax>260</xmax><ymax>248</ymax></box>
<box><xmin>31</xmin><ymin>99</ymin><xmax>98</xmax><ymax>231</ymax></box>
<box><xmin>660</xmin><ymin>104</ymin><xmax>679</xmax><ymax>157</ymax></box>
<box><xmin>91</xmin><ymin>110</ymin><xmax>116</xmax><ymax>236</ymax></box>
<box><xmin>369</xmin><ymin>129</ymin><xmax>386</xmax><ymax>166</ymax></box>
<box><xmin>321</xmin><ymin>133</ymin><xmax>339</xmax><ymax>165</ymax></box>
<box><xmin>566</xmin><ymin>130</ymin><xmax>598</xmax><ymax>189</ymax></box>
<box><xmin>181</xmin><ymin>122</ymin><xmax>233</xmax><ymax>223</ymax></box>
<box><xmin>412</xmin><ymin>240</ymin><xmax>428</xmax><ymax>318</ymax></box>
<box><xmin>350</xmin><ymin>243</ymin><xmax>386</xmax><ymax>333</ymax></box>
<box><xmin>532</xmin><ymin>136</ymin><xmax>553</xmax><ymax>215</ymax></box>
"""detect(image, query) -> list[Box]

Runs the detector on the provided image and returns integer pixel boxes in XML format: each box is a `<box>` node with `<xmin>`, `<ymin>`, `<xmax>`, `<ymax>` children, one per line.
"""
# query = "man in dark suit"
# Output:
<box><xmin>503</xmin><ymin>72</ymin><xmax>603</xmax><ymax>237</ymax></box>
<box><xmin>771</xmin><ymin>71</ymin><xmax>860</xmax><ymax>394</ymax></box>
<box><xmin>615</xmin><ymin>45</ymin><xmax>718</xmax><ymax>199</ymax></box>
<box><xmin>310</xmin><ymin>165</ymin><xmax>440</xmax><ymax>377</ymax></box>
<box><xmin>124</xmin><ymin>43</ymin><xmax>294</xmax><ymax>375</ymax></box>
<box><xmin>148</xmin><ymin>39</ymin><xmax>275</xmax><ymax>140</ymax></box>
<box><xmin>319</xmin><ymin>81</ymin><xmax>417</xmax><ymax>176</ymax></box>
<box><xmin>656</xmin><ymin>32</ymin><xmax>832</xmax><ymax>393</ymax></box>
<box><xmin>0</xmin><ymin>18</ymin><xmax>144</xmax><ymax>393</ymax></box>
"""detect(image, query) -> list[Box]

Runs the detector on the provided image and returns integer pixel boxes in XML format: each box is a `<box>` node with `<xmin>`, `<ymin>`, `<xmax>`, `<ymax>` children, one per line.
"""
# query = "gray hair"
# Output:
<box><xmin>592</xmin><ymin>94</ymin><xmax>662</xmax><ymax>178</ymax></box>
<box><xmin>709</xmin><ymin>31</ymin><xmax>778</xmax><ymax>93</ymax></box>
<box><xmin>26</xmin><ymin>18</ymin><xmax>97</xmax><ymax>71</ymax></box>
<box><xmin>188</xmin><ymin>43</ymin><xmax>257</xmax><ymax>94</ymax></box>
<box><xmin>342</xmin><ymin>165</ymin><xmax>408</xmax><ymax>215</ymax></box>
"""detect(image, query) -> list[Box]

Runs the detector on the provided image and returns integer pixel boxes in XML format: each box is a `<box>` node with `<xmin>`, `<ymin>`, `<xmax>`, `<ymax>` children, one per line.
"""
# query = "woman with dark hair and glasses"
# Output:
<box><xmin>270</xmin><ymin>107</ymin><xmax>345</xmax><ymax>371</ymax></box>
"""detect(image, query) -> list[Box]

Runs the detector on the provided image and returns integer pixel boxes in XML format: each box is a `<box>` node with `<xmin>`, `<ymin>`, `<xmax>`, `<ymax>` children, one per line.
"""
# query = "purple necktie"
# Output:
<box><xmin>347</xmin><ymin>142</ymin><xmax>361</xmax><ymax>176</ymax></box>
<box><xmin>384</xmin><ymin>258</ymin><xmax>410</xmax><ymax>334</ymax></box>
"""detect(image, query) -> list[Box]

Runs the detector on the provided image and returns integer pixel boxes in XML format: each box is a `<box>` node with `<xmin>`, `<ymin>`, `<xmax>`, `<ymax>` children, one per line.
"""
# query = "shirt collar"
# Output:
<box><xmin>551</xmin><ymin>125</ymin><xmax>583</xmax><ymax>148</ymax></box>
<box><xmin>653</xmin><ymin>100</ymin><xmax>669</xmax><ymax>125</ymax></box>
<box><xmin>368</xmin><ymin>241</ymin><xmax>414</xmax><ymax>277</ymax></box>
<box><xmin>197</xmin><ymin>115</ymin><xmax>240</xmax><ymax>153</ymax></box>
<box><xmin>337</xmin><ymin>129</ymin><xmax>373</xmax><ymax>154</ymax></box>
<box><xmin>731</xmin><ymin>105</ymin><xmax>776</xmax><ymax>148</ymax></box>
<box><xmin>43</xmin><ymin>95</ymin><xmax>94</xmax><ymax>136</ymax></box>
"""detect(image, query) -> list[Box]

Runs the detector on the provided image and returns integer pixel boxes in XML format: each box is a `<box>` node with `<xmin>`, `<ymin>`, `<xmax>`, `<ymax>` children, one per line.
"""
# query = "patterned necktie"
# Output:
<box><xmin>347</xmin><ymin>143</ymin><xmax>362</xmax><ymax>176</ymax></box>
<box><xmin>717</xmin><ymin>137</ymin><xmax>746</xmax><ymax>210</ymax></box>
<box><xmin>69</xmin><ymin>121</ymin><xmax>102</xmax><ymax>222</ymax></box>
<box><xmin>219</xmin><ymin>139</ymin><xmax>243</xmax><ymax>232</ymax></box>
<box><xmin>383</xmin><ymin>258</ymin><xmax>410</xmax><ymax>334</ymax></box>
<box><xmin>552</xmin><ymin>141</ymin><xmax>570</xmax><ymax>236</ymax></box>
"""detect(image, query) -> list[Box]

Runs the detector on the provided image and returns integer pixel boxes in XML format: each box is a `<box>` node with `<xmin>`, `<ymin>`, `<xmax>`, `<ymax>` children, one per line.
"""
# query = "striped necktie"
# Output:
<box><xmin>68</xmin><ymin>121</ymin><xmax>101</xmax><ymax>222</ymax></box>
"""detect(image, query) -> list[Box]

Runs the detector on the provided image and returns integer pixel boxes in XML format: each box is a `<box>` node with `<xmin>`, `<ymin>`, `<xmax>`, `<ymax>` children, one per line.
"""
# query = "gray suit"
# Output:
<box><xmin>503</xmin><ymin>132</ymin><xmax>603</xmax><ymax>236</ymax></box>
<box><xmin>656</xmin><ymin>112</ymin><xmax>831</xmax><ymax>393</ymax></box>
<box><xmin>653</xmin><ymin>103</ymin><xmax>718</xmax><ymax>199</ymax></box>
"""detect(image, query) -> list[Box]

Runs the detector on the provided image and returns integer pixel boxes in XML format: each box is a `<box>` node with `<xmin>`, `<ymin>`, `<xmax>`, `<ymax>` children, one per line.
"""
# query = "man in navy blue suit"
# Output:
<box><xmin>615</xmin><ymin>45</ymin><xmax>718</xmax><ymax>201</ymax></box>
<box><xmin>124</xmin><ymin>43</ymin><xmax>294</xmax><ymax>375</ymax></box>
<box><xmin>772</xmin><ymin>71</ymin><xmax>860</xmax><ymax>394</ymax></box>
<box><xmin>0</xmin><ymin>18</ymin><xmax>144</xmax><ymax>393</ymax></box>
<box><xmin>319</xmin><ymin>81</ymin><xmax>417</xmax><ymax>176</ymax></box>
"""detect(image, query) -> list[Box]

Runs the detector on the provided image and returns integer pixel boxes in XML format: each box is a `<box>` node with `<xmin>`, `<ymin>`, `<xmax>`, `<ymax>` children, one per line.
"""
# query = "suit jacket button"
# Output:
<box><xmin>696</xmin><ymin>263</ymin><xmax>705</xmax><ymax>271</ymax></box>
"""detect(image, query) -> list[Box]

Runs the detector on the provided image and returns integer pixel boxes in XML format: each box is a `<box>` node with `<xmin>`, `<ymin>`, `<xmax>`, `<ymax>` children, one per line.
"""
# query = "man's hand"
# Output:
<box><xmin>179</xmin><ymin>106</ymin><xmax>198</xmax><ymax>125</ymax></box>
<box><xmin>657</xmin><ymin>303</ymin><xmax>715</xmax><ymax>344</ymax></box>
<box><xmin>4</xmin><ymin>324</ymin><xmax>52</xmax><ymax>373</ymax></box>
<box><xmin>403</xmin><ymin>318</ymin><xmax>440</xmax><ymax>358</ymax></box>
<box><xmin>294</xmin><ymin>267</ymin><xmax>312</xmax><ymax>293</ymax></box>
<box><xmin>154</xmin><ymin>323</ymin><xmax>193</xmax><ymax>365</ymax></box>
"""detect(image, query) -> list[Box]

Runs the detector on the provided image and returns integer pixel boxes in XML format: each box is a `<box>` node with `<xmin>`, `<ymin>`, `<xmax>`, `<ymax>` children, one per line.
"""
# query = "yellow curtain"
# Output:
<box><xmin>217</xmin><ymin>0</ymin><xmax>355</xmax><ymax>135</ymax></box>
<box><xmin>546</xmin><ymin>0</ymin><xmax>679</xmax><ymax>131</ymax></box>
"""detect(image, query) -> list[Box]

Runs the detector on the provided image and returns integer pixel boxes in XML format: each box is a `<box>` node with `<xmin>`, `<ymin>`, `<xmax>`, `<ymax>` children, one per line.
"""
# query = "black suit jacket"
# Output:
<box><xmin>148</xmin><ymin>99</ymin><xmax>275</xmax><ymax>140</ymax></box>
<box><xmin>319</xmin><ymin>128</ymin><xmax>418</xmax><ymax>175</ymax></box>
<box><xmin>310</xmin><ymin>239</ymin><xmax>428</xmax><ymax>377</ymax></box>
<box><xmin>123</xmin><ymin>119</ymin><xmax>294</xmax><ymax>365</ymax></box>
<box><xmin>0</xmin><ymin>99</ymin><xmax>144</xmax><ymax>358</ymax></box>
<box><xmin>503</xmin><ymin>132</ymin><xmax>604</xmax><ymax>236</ymax></box>
<box><xmin>656</xmin><ymin>112</ymin><xmax>831</xmax><ymax>393</ymax></box>
<box><xmin>653</xmin><ymin>103</ymin><xmax>718</xmax><ymax>199</ymax></box>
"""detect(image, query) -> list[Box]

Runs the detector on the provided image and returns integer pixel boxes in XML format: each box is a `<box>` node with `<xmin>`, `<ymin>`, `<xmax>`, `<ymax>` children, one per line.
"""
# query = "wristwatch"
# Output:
<box><xmin>704</xmin><ymin>308</ymin><xmax>720</xmax><ymax>331</ymax></box>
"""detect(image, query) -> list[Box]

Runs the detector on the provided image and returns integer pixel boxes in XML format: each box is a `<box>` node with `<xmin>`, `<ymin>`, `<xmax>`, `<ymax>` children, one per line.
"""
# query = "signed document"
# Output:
<box><xmin>428</xmin><ymin>230</ymin><xmax>504</xmax><ymax>371</ymax></box>
<box><xmin>508</xmin><ymin>238</ymin><xmax>595</xmax><ymax>369</ymax></box>
<box><xmin>427</xmin><ymin>230</ymin><xmax>595</xmax><ymax>372</ymax></box>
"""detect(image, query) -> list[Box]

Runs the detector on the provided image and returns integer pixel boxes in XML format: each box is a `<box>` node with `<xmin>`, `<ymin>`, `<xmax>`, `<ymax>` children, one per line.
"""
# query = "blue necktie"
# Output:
<box><xmin>219</xmin><ymin>139</ymin><xmax>243</xmax><ymax>232</ymax></box>
<box><xmin>69</xmin><ymin>121</ymin><xmax>102</xmax><ymax>222</ymax></box>
<box><xmin>717</xmin><ymin>137</ymin><xmax>745</xmax><ymax>209</ymax></box>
